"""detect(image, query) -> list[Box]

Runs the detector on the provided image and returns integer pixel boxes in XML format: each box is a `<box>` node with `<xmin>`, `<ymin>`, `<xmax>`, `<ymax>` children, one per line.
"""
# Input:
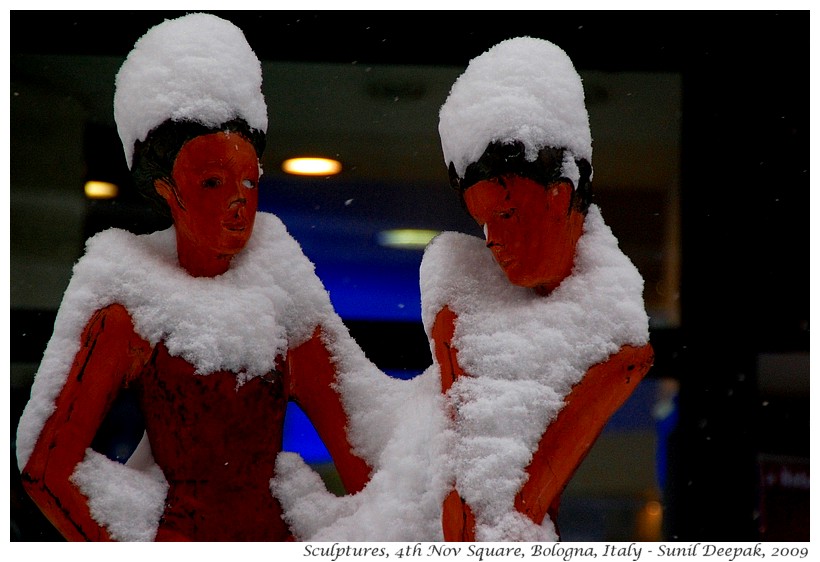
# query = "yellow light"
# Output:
<box><xmin>636</xmin><ymin>499</ymin><xmax>664</xmax><ymax>541</ymax></box>
<box><xmin>281</xmin><ymin>157</ymin><xmax>342</xmax><ymax>176</ymax></box>
<box><xmin>377</xmin><ymin>229</ymin><xmax>440</xmax><ymax>250</ymax></box>
<box><xmin>84</xmin><ymin>180</ymin><xmax>119</xmax><ymax>199</ymax></box>
<box><xmin>645</xmin><ymin>500</ymin><xmax>663</xmax><ymax>517</ymax></box>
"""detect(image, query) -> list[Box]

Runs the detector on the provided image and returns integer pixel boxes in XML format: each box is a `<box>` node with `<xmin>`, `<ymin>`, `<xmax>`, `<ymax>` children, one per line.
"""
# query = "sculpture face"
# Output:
<box><xmin>463</xmin><ymin>174</ymin><xmax>585</xmax><ymax>294</ymax></box>
<box><xmin>157</xmin><ymin>131</ymin><xmax>260</xmax><ymax>262</ymax></box>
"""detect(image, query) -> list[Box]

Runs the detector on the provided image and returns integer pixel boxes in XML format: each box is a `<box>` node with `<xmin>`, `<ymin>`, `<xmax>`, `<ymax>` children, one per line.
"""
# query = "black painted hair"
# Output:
<box><xmin>130</xmin><ymin>117</ymin><xmax>266</xmax><ymax>217</ymax></box>
<box><xmin>448</xmin><ymin>140</ymin><xmax>592</xmax><ymax>214</ymax></box>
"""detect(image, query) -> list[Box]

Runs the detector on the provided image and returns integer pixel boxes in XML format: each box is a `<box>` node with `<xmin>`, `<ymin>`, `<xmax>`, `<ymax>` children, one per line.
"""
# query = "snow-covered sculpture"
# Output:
<box><xmin>15</xmin><ymin>13</ymin><xmax>375</xmax><ymax>541</ymax></box>
<box><xmin>17</xmin><ymin>21</ymin><xmax>654</xmax><ymax>542</ymax></box>
<box><xmin>430</xmin><ymin>36</ymin><xmax>654</xmax><ymax>540</ymax></box>
<box><xmin>271</xmin><ymin>37</ymin><xmax>653</xmax><ymax>543</ymax></box>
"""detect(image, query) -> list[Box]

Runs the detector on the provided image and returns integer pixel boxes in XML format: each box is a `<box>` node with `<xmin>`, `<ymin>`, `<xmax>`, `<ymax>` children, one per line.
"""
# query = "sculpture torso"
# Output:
<box><xmin>136</xmin><ymin>343</ymin><xmax>288</xmax><ymax>540</ymax></box>
<box><xmin>434</xmin><ymin>303</ymin><xmax>653</xmax><ymax>540</ymax></box>
<box><xmin>419</xmin><ymin>206</ymin><xmax>654</xmax><ymax>541</ymax></box>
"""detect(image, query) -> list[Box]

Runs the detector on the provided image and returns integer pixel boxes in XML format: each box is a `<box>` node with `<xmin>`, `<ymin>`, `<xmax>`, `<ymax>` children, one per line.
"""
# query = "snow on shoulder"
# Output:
<box><xmin>273</xmin><ymin>205</ymin><xmax>651</xmax><ymax>542</ymax></box>
<box><xmin>114</xmin><ymin>13</ymin><xmax>267</xmax><ymax>169</ymax></box>
<box><xmin>438</xmin><ymin>36</ymin><xmax>592</xmax><ymax>186</ymax></box>
<box><xmin>16</xmin><ymin>212</ymin><xmax>390</xmax><ymax>539</ymax></box>
<box><xmin>16</xmin><ymin>213</ymin><xmax>334</xmax><ymax>467</ymax></box>
<box><xmin>276</xmin><ymin>35</ymin><xmax>646</xmax><ymax>543</ymax></box>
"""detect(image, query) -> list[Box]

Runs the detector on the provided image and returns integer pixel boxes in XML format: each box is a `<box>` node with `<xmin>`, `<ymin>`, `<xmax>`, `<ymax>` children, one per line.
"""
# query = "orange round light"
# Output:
<box><xmin>281</xmin><ymin>157</ymin><xmax>342</xmax><ymax>176</ymax></box>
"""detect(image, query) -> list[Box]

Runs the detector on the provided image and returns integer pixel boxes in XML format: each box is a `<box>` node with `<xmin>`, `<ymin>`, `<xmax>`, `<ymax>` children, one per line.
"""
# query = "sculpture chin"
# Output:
<box><xmin>498</xmin><ymin>260</ymin><xmax>565</xmax><ymax>294</ymax></box>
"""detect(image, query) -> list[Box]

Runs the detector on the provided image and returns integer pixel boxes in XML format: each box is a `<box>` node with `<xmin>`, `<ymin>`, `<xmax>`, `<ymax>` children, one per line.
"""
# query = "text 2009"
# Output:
<box><xmin>771</xmin><ymin>547</ymin><xmax>808</xmax><ymax>559</ymax></box>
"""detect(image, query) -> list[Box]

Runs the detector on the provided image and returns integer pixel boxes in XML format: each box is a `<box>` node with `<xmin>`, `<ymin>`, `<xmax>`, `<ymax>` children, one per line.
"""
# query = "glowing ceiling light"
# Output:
<box><xmin>84</xmin><ymin>180</ymin><xmax>119</xmax><ymax>199</ymax></box>
<box><xmin>281</xmin><ymin>157</ymin><xmax>342</xmax><ymax>176</ymax></box>
<box><xmin>377</xmin><ymin>229</ymin><xmax>440</xmax><ymax>250</ymax></box>
<box><xmin>644</xmin><ymin>500</ymin><xmax>663</xmax><ymax>517</ymax></box>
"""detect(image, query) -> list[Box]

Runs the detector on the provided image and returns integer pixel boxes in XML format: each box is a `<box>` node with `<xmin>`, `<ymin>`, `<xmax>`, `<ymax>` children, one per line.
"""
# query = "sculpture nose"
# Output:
<box><xmin>229</xmin><ymin>197</ymin><xmax>247</xmax><ymax>219</ymax></box>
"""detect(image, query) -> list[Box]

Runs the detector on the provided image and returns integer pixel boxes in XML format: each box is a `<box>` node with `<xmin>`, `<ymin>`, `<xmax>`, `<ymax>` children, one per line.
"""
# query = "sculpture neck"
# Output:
<box><xmin>533</xmin><ymin>278</ymin><xmax>564</xmax><ymax>297</ymax></box>
<box><xmin>175</xmin><ymin>233</ymin><xmax>234</xmax><ymax>278</ymax></box>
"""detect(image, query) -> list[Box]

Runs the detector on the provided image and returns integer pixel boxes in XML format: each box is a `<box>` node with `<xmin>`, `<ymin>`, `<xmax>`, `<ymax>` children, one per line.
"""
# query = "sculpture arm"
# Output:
<box><xmin>287</xmin><ymin>327</ymin><xmax>371</xmax><ymax>494</ymax></box>
<box><xmin>431</xmin><ymin>306</ymin><xmax>464</xmax><ymax>394</ymax></box>
<box><xmin>433</xmin><ymin>306</ymin><xmax>478</xmax><ymax>540</ymax></box>
<box><xmin>514</xmin><ymin>342</ymin><xmax>655</xmax><ymax>524</ymax></box>
<box><xmin>20</xmin><ymin>303</ymin><xmax>152</xmax><ymax>541</ymax></box>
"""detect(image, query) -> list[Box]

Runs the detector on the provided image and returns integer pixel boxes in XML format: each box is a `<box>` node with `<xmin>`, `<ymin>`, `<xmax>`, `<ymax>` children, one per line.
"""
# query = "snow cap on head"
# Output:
<box><xmin>114</xmin><ymin>12</ymin><xmax>268</xmax><ymax>169</ymax></box>
<box><xmin>438</xmin><ymin>36</ymin><xmax>592</xmax><ymax>185</ymax></box>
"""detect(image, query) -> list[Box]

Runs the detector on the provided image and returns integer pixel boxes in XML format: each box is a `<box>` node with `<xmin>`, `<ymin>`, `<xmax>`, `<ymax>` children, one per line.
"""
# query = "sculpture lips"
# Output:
<box><xmin>223</xmin><ymin>221</ymin><xmax>246</xmax><ymax>232</ymax></box>
<box><xmin>488</xmin><ymin>244</ymin><xmax>513</xmax><ymax>268</ymax></box>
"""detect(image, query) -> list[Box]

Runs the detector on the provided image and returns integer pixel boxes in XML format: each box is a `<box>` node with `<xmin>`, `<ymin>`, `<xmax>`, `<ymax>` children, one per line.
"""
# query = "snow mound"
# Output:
<box><xmin>114</xmin><ymin>13</ymin><xmax>267</xmax><ymax>168</ymax></box>
<box><xmin>439</xmin><ymin>36</ymin><xmax>591</xmax><ymax>186</ymax></box>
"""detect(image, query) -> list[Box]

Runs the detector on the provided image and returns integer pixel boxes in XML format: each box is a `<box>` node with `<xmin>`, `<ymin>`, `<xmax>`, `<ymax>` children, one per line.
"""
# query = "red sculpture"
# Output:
<box><xmin>434</xmin><ymin>157</ymin><xmax>653</xmax><ymax>541</ymax></box>
<box><xmin>432</xmin><ymin>36</ymin><xmax>654</xmax><ymax>540</ymax></box>
<box><xmin>18</xmin><ymin>127</ymin><xmax>370</xmax><ymax>542</ymax></box>
<box><xmin>18</xmin><ymin>21</ymin><xmax>654</xmax><ymax>543</ymax></box>
<box><xmin>16</xmin><ymin>14</ymin><xmax>370</xmax><ymax>541</ymax></box>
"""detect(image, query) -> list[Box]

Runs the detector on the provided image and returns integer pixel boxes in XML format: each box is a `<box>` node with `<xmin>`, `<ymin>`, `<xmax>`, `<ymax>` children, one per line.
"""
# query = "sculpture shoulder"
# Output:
<box><xmin>86</xmin><ymin>302</ymin><xmax>145</xmax><ymax>335</ymax></box>
<box><xmin>76</xmin><ymin>303</ymin><xmax>153</xmax><ymax>381</ymax></box>
<box><xmin>420</xmin><ymin>232</ymin><xmax>490</xmax><ymax>332</ymax></box>
<box><xmin>602</xmin><ymin>342</ymin><xmax>654</xmax><ymax>378</ymax></box>
<box><xmin>576</xmin><ymin>342</ymin><xmax>654</xmax><ymax>402</ymax></box>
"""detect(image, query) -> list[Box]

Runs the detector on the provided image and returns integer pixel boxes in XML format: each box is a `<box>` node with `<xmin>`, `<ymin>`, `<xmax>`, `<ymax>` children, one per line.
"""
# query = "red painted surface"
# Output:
<box><xmin>463</xmin><ymin>176</ymin><xmax>584</xmax><ymax>295</ymax></box>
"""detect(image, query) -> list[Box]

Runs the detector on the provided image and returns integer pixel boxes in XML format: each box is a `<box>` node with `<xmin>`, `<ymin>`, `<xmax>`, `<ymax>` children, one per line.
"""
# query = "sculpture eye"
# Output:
<box><xmin>498</xmin><ymin>208</ymin><xmax>516</xmax><ymax>219</ymax></box>
<box><xmin>242</xmin><ymin>179</ymin><xmax>257</xmax><ymax>189</ymax></box>
<box><xmin>202</xmin><ymin>177</ymin><xmax>222</xmax><ymax>189</ymax></box>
